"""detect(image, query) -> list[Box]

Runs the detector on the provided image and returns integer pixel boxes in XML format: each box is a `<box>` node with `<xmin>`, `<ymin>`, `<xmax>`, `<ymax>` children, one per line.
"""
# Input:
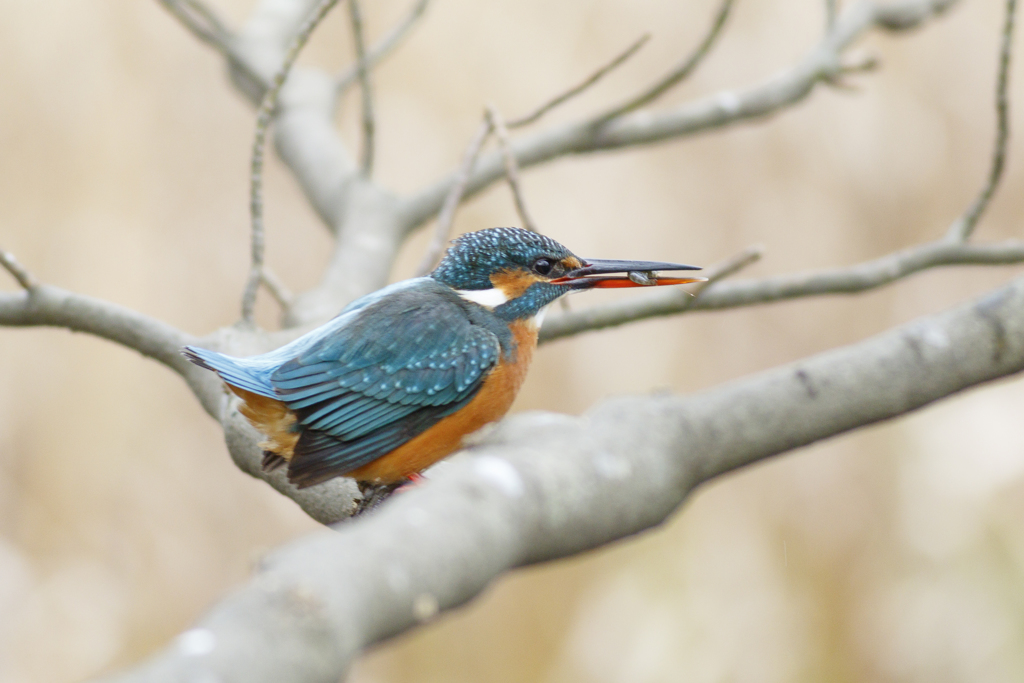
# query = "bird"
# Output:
<box><xmin>184</xmin><ymin>227</ymin><xmax>704</xmax><ymax>492</ymax></box>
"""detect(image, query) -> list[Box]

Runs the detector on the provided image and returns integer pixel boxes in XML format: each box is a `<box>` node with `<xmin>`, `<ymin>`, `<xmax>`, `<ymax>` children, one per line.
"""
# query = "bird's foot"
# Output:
<box><xmin>353</xmin><ymin>480</ymin><xmax>405</xmax><ymax>516</ymax></box>
<box><xmin>397</xmin><ymin>472</ymin><xmax>426</xmax><ymax>491</ymax></box>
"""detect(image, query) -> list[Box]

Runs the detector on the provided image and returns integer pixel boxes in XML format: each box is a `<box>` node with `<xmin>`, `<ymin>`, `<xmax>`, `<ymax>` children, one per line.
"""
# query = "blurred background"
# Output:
<box><xmin>2</xmin><ymin>0</ymin><xmax>1024</xmax><ymax>681</ymax></box>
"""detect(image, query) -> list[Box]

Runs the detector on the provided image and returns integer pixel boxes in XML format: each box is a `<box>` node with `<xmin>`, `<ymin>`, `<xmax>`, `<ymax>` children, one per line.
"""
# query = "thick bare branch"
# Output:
<box><xmin>398</xmin><ymin>0</ymin><xmax>958</xmax><ymax>233</ymax></box>
<box><xmin>507</xmin><ymin>34</ymin><xmax>651</xmax><ymax>129</ymax></box>
<box><xmin>541</xmin><ymin>240</ymin><xmax>1024</xmax><ymax>342</ymax></box>
<box><xmin>241</xmin><ymin>0</ymin><xmax>347</xmax><ymax>326</ymax></box>
<box><xmin>93</xmin><ymin>274</ymin><xmax>1024</xmax><ymax>683</ymax></box>
<box><xmin>946</xmin><ymin>0</ymin><xmax>1015</xmax><ymax>242</ymax></box>
<box><xmin>594</xmin><ymin>0</ymin><xmax>733</xmax><ymax>123</ymax></box>
<box><xmin>486</xmin><ymin>105</ymin><xmax>539</xmax><ymax>233</ymax></box>
<box><xmin>414</xmin><ymin>119</ymin><xmax>493</xmax><ymax>276</ymax></box>
<box><xmin>348</xmin><ymin>0</ymin><xmax>376</xmax><ymax>176</ymax></box>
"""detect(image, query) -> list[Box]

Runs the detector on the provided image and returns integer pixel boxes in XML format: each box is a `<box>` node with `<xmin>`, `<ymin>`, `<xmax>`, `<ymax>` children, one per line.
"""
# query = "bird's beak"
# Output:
<box><xmin>550</xmin><ymin>258</ymin><xmax>707</xmax><ymax>289</ymax></box>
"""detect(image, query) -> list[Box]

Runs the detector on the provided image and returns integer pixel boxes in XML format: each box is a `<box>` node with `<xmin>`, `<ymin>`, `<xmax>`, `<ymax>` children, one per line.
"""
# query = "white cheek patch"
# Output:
<box><xmin>456</xmin><ymin>288</ymin><xmax>509</xmax><ymax>309</ymax></box>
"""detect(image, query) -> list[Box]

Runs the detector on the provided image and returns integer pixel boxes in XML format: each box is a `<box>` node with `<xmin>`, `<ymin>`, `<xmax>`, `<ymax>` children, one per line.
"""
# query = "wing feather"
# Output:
<box><xmin>270</xmin><ymin>281</ymin><xmax>505</xmax><ymax>481</ymax></box>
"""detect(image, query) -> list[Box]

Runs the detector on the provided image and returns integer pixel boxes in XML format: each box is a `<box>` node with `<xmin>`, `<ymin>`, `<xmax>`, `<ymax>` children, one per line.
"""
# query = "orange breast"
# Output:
<box><xmin>347</xmin><ymin>319</ymin><xmax>539</xmax><ymax>483</ymax></box>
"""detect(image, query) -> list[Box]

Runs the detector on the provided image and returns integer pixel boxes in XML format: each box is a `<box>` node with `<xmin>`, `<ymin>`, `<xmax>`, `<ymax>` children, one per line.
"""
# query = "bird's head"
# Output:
<box><xmin>430</xmin><ymin>227</ymin><xmax>705</xmax><ymax>321</ymax></box>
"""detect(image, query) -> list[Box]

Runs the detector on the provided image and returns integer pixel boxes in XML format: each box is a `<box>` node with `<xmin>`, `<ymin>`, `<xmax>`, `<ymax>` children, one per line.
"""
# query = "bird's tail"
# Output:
<box><xmin>182</xmin><ymin>346</ymin><xmax>276</xmax><ymax>398</ymax></box>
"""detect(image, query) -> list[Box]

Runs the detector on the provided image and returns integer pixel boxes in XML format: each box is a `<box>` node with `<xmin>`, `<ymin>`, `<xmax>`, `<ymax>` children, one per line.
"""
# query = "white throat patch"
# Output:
<box><xmin>533</xmin><ymin>304</ymin><xmax>551</xmax><ymax>329</ymax></box>
<box><xmin>456</xmin><ymin>288</ymin><xmax>509</xmax><ymax>309</ymax></box>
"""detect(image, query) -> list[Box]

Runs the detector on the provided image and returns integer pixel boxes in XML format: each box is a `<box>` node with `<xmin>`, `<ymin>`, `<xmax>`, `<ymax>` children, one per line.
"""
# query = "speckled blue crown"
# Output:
<box><xmin>430</xmin><ymin>227</ymin><xmax>574</xmax><ymax>290</ymax></box>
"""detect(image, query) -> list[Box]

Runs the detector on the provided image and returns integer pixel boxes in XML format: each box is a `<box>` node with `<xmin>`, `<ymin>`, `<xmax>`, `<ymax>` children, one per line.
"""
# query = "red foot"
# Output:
<box><xmin>396</xmin><ymin>472</ymin><xmax>427</xmax><ymax>493</ymax></box>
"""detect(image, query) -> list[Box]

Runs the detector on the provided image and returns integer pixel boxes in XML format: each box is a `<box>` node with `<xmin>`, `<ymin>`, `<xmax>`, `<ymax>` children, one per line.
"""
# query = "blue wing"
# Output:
<box><xmin>270</xmin><ymin>281</ymin><xmax>506</xmax><ymax>485</ymax></box>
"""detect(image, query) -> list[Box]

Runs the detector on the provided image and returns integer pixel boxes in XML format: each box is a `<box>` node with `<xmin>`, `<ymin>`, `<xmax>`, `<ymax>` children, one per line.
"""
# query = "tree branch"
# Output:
<box><xmin>538</xmin><ymin>245</ymin><xmax>763</xmax><ymax>342</ymax></box>
<box><xmin>347</xmin><ymin>0</ymin><xmax>376</xmax><ymax>176</ymax></box>
<box><xmin>417</xmin><ymin>32</ymin><xmax>657</xmax><ymax>276</ymax></box>
<box><xmin>413</xmin><ymin>118</ymin><xmax>492</xmax><ymax>276</ymax></box>
<box><xmin>414</xmin><ymin>33</ymin><xmax>655</xmax><ymax>273</ymax></box>
<box><xmin>486</xmin><ymin>105</ymin><xmax>539</xmax><ymax>232</ymax></box>
<box><xmin>156</xmin><ymin>0</ymin><xmax>232</xmax><ymax>53</ymax></box>
<box><xmin>946</xmin><ymin>0</ymin><xmax>1015</xmax><ymax>242</ymax></box>
<box><xmin>398</xmin><ymin>0</ymin><xmax>958</xmax><ymax>233</ymax></box>
<box><xmin>0</xmin><ymin>284</ymin><xmax>219</xmax><ymax>416</ymax></box>
<box><xmin>241</xmin><ymin>0</ymin><xmax>347</xmax><ymax>326</ymax></box>
<box><xmin>593</xmin><ymin>0</ymin><xmax>733</xmax><ymax>123</ymax></box>
<box><xmin>218</xmin><ymin>0</ymin><xmax>359</xmax><ymax>232</ymax></box>
<box><xmin>826</xmin><ymin>0</ymin><xmax>839</xmax><ymax>29</ymax></box>
<box><xmin>93</xmin><ymin>273</ymin><xmax>1024</xmax><ymax>683</ymax></box>
<box><xmin>507</xmin><ymin>33</ymin><xmax>651</xmax><ymax>129</ymax></box>
<box><xmin>0</xmin><ymin>249</ymin><xmax>39</xmax><ymax>290</ymax></box>
<box><xmin>335</xmin><ymin>0</ymin><xmax>431</xmax><ymax>95</ymax></box>
<box><xmin>540</xmin><ymin>239</ymin><xmax>1024</xmax><ymax>342</ymax></box>
<box><xmin>220</xmin><ymin>0</ymin><xmax>407</xmax><ymax>327</ymax></box>
<box><xmin>259</xmin><ymin>267</ymin><xmax>294</xmax><ymax>310</ymax></box>
<box><xmin>541</xmin><ymin>0</ymin><xmax>1013</xmax><ymax>343</ymax></box>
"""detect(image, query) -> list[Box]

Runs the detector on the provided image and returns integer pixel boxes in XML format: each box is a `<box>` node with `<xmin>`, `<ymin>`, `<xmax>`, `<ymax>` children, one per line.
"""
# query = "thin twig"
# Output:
<box><xmin>539</xmin><ymin>245</ymin><xmax>762</xmax><ymax>342</ymax></box>
<box><xmin>593</xmin><ymin>0</ymin><xmax>734</xmax><ymax>123</ymax></box>
<box><xmin>260</xmin><ymin>267</ymin><xmax>294</xmax><ymax>309</ymax></box>
<box><xmin>242</xmin><ymin>0</ymin><xmax>346</xmax><ymax>326</ymax></box>
<box><xmin>486</xmin><ymin>104</ymin><xmax>539</xmax><ymax>233</ymax></box>
<box><xmin>690</xmin><ymin>244</ymin><xmax>764</xmax><ymax>295</ymax></box>
<box><xmin>0</xmin><ymin>250</ymin><xmax>38</xmax><ymax>290</ymax></box>
<box><xmin>946</xmin><ymin>0</ymin><xmax>1015</xmax><ymax>242</ymax></box>
<box><xmin>821</xmin><ymin>51</ymin><xmax>879</xmax><ymax>90</ymax></box>
<box><xmin>336</xmin><ymin>0</ymin><xmax>431</xmax><ymax>94</ymax></box>
<box><xmin>590</xmin><ymin>243</ymin><xmax>760</xmax><ymax>310</ymax></box>
<box><xmin>156</xmin><ymin>0</ymin><xmax>231</xmax><ymax>51</ymax></box>
<box><xmin>539</xmin><ymin>239</ymin><xmax>1024</xmax><ymax>342</ymax></box>
<box><xmin>507</xmin><ymin>34</ymin><xmax>651</xmax><ymax>129</ymax></box>
<box><xmin>399</xmin><ymin>0</ymin><xmax>957</xmax><ymax>233</ymax></box>
<box><xmin>348</xmin><ymin>0</ymin><xmax>376</xmax><ymax>176</ymax></box>
<box><xmin>414</xmin><ymin>119</ymin><xmax>493</xmax><ymax>276</ymax></box>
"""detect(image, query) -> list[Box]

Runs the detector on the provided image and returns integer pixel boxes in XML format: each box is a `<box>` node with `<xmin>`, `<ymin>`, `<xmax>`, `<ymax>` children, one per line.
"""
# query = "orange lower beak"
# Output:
<box><xmin>583</xmin><ymin>275</ymin><xmax>707</xmax><ymax>288</ymax></box>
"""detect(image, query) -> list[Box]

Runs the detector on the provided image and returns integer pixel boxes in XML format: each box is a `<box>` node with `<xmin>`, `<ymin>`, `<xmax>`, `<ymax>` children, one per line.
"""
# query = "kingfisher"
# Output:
<box><xmin>184</xmin><ymin>227</ymin><xmax>704</xmax><ymax>491</ymax></box>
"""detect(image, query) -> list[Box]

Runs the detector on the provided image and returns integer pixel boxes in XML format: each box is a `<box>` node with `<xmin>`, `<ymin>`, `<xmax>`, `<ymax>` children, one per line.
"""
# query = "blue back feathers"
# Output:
<box><xmin>183</xmin><ymin>279</ymin><xmax>513</xmax><ymax>485</ymax></box>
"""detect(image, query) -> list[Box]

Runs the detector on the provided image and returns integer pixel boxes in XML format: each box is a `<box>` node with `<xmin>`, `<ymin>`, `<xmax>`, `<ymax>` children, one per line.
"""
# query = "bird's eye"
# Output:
<box><xmin>533</xmin><ymin>258</ymin><xmax>554</xmax><ymax>276</ymax></box>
